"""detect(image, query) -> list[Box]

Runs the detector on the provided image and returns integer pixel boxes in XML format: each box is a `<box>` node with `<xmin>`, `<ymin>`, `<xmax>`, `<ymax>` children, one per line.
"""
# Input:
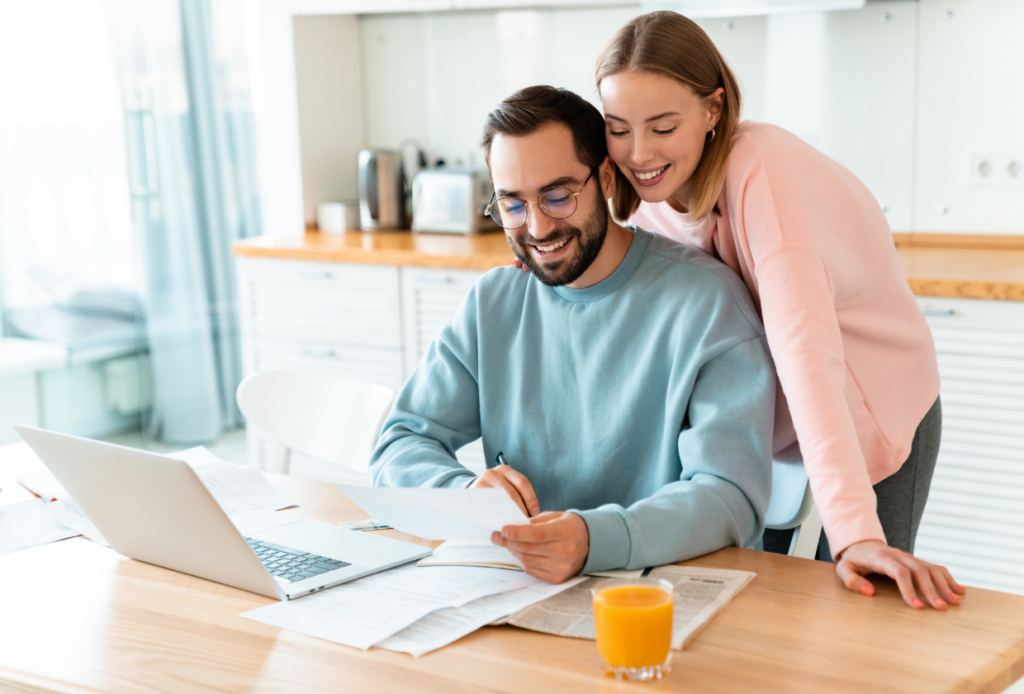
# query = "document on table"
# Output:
<box><xmin>241</xmin><ymin>563</ymin><xmax>540</xmax><ymax>650</ymax></box>
<box><xmin>339</xmin><ymin>487</ymin><xmax>530</xmax><ymax>540</ymax></box>
<box><xmin>376</xmin><ymin>576</ymin><xmax>586</xmax><ymax>657</ymax></box>
<box><xmin>16</xmin><ymin>471</ymin><xmax>67</xmax><ymax>501</ymax></box>
<box><xmin>15</xmin><ymin>446</ymin><xmax>293</xmax><ymax>518</ymax></box>
<box><xmin>194</xmin><ymin>462</ymin><xmax>295</xmax><ymax>516</ymax></box>
<box><xmin>418</xmin><ymin>539</ymin><xmax>645</xmax><ymax>578</ymax></box>
<box><xmin>43</xmin><ymin>498</ymin><xmax>109</xmax><ymax>546</ymax></box>
<box><xmin>506</xmin><ymin>565</ymin><xmax>756</xmax><ymax>650</ymax></box>
<box><xmin>0</xmin><ymin>499</ymin><xmax>80</xmax><ymax>555</ymax></box>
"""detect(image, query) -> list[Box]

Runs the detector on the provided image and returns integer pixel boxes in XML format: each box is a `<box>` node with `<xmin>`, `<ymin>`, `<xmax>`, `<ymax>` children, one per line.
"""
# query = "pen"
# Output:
<box><xmin>495</xmin><ymin>451</ymin><xmax>532</xmax><ymax>517</ymax></box>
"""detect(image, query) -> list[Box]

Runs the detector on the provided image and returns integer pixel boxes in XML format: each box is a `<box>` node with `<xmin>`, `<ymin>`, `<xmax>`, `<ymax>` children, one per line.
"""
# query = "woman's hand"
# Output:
<box><xmin>835</xmin><ymin>540</ymin><xmax>965</xmax><ymax>609</ymax></box>
<box><xmin>510</xmin><ymin>258</ymin><xmax>530</xmax><ymax>272</ymax></box>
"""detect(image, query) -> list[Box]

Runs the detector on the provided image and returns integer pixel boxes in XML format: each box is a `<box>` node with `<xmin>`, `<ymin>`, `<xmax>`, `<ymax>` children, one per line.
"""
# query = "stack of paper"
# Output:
<box><xmin>377</xmin><ymin>577</ymin><xmax>586</xmax><ymax>657</ymax></box>
<box><xmin>0</xmin><ymin>499</ymin><xmax>79</xmax><ymax>556</ymax></box>
<box><xmin>242</xmin><ymin>563</ymin><xmax>584</xmax><ymax>654</ymax></box>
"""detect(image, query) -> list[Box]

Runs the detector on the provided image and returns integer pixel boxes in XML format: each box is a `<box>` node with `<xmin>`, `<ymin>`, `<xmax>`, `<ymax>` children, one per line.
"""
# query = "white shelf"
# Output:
<box><xmin>0</xmin><ymin>339</ymin><xmax>67</xmax><ymax>380</ymax></box>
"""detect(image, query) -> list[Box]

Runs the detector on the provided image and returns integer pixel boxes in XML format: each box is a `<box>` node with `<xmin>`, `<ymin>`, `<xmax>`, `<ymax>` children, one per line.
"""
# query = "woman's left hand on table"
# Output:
<box><xmin>835</xmin><ymin>540</ymin><xmax>965</xmax><ymax>609</ymax></box>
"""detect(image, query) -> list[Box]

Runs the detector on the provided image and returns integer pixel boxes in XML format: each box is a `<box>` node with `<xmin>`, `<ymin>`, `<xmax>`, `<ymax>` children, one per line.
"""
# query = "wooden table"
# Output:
<box><xmin>2</xmin><ymin>443</ymin><xmax>1024</xmax><ymax>694</ymax></box>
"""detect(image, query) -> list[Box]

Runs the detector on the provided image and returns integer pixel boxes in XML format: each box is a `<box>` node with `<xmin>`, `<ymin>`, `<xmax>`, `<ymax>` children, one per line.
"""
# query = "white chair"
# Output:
<box><xmin>764</xmin><ymin>445</ymin><xmax>822</xmax><ymax>560</ymax></box>
<box><xmin>236</xmin><ymin>368</ymin><xmax>396</xmax><ymax>481</ymax></box>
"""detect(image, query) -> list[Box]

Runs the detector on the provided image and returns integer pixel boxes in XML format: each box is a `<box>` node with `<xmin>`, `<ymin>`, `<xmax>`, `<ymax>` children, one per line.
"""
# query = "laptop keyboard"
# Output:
<box><xmin>245</xmin><ymin>537</ymin><xmax>351</xmax><ymax>584</ymax></box>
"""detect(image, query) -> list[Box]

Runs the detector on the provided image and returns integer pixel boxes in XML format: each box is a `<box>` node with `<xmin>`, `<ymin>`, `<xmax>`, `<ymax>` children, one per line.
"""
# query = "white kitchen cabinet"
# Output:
<box><xmin>451</xmin><ymin>0</ymin><xmax>631</xmax><ymax>7</ymax></box>
<box><xmin>914</xmin><ymin>297</ymin><xmax>1024</xmax><ymax>595</ymax></box>
<box><xmin>400</xmin><ymin>267</ymin><xmax>485</xmax><ymax>378</ymax></box>
<box><xmin>237</xmin><ymin>257</ymin><xmax>488</xmax><ymax>476</ymax></box>
<box><xmin>400</xmin><ymin>266</ymin><xmax>488</xmax><ymax>473</ymax></box>
<box><xmin>293</xmin><ymin>0</ymin><xmax>451</xmax><ymax>14</ymax></box>
<box><xmin>237</xmin><ymin>257</ymin><xmax>406</xmax><ymax>477</ymax></box>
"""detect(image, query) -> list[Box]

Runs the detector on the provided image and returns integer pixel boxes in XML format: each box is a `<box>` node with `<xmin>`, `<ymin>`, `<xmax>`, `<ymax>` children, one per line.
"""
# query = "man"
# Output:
<box><xmin>370</xmin><ymin>86</ymin><xmax>775</xmax><ymax>584</ymax></box>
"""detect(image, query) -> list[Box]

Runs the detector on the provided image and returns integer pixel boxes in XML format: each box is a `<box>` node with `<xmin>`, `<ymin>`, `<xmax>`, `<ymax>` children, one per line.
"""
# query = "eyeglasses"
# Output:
<box><xmin>485</xmin><ymin>168</ymin><xmax>598</xmax><ymax>230</ymax></box>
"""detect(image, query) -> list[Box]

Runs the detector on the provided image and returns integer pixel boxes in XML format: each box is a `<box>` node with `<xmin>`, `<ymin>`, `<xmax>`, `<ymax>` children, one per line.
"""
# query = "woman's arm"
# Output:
<box><xmin>756</xmin><ymin>243</ymin><xmax>962</xmax><ymax>608</ymax></box>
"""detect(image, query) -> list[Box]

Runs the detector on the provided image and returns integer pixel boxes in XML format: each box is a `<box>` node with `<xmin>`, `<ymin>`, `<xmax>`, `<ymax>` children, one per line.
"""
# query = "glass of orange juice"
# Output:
<box><xmin>591</xmin><ymin>577</ymin><xmax>674</xmax><ymax>681</ymax></box>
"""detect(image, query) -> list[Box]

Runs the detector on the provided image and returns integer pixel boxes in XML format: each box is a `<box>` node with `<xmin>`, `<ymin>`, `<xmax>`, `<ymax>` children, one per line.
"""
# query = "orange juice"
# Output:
<box><xmin>592</xmin><ymin>579</ymin><xmax>674</xmax><ymax>677</ymax></box>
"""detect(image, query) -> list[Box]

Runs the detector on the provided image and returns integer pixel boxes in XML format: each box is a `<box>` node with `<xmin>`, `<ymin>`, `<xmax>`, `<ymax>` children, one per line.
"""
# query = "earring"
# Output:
<box><xmin>705</xmin><ymin>128</ymin><xmax>716</xmax><ymax>143</ymax></box>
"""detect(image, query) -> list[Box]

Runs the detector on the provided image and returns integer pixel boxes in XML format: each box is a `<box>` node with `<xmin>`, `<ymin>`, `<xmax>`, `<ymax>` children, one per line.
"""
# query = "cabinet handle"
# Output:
<box><xmin>416</xmin><ymin>275</ymin><xmax>453</xmax><ymax>285</ymax></box>
<box><xmin>302</xmin><ymin>347</ymin><xmax>338</xmax><ymax>359</ymax></box>
<box><xmin>300</xmin><ymin>270</ymin><xmax>334</xmax><ymax>280</ymax></box>
<box><xmin>922</xmin><ymin>309</ymin><xmax>955</xmax><ymax>317</ymax></box>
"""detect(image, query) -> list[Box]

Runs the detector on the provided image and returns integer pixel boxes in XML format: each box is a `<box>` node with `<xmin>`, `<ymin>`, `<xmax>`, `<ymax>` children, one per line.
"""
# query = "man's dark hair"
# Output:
<box><xmin>480</xmin><ymin>86</ymin><xmax>608</xmax><ymax>169</ymax></box>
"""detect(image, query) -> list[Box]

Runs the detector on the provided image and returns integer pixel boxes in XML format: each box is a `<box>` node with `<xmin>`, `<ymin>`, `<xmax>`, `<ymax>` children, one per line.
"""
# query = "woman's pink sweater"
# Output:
<box><xmin>630</xmin><ymin>121</ymin><xmax>940</xmax><ymax>558</ymax></box>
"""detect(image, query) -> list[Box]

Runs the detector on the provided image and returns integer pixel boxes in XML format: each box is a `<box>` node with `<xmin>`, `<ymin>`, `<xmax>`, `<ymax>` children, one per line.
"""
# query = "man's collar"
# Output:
<box><xmin>552</xmin><ymin>228</ymin><xmax>650</xmax><ymax>304</ymax></box>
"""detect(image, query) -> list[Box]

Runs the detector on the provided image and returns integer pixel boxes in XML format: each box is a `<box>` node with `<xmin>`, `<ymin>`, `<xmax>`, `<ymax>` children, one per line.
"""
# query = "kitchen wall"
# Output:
<box><xmin>334</xmin><ymin>0</ymin><xmax>1022</xmax><ymax>234</ymax></box>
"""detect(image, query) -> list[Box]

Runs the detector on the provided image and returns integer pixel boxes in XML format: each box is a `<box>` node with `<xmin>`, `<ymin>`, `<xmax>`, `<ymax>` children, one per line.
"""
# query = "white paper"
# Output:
<box><xmin>377</xmin><ymin>576</ymin><xmax>586</xmax><ymax>657</ymax></box>
<box><xmin>166</xmin><ymin>445</ymin><xmax>223</xmax><ymax>468</ymax></box>
<box><xmin>231</xmin><ymin>509</ymin><xmax>306</xmax><ymax>536</ymax></box>
<box><xmin>241</xmin><ymin>563</ymin><xmax>540</xmax><ymax>650</ymax></box>
<box><xmin>506</xmin><ymin>564</ymin><xmax>756</xmax><ymax>650</ymax></box>
<box><xmin>587</xmin><ymin>568</ymin><xmax>645</xmax><ymax>579</ymax></box>
<box><xmin>16</xmin><ymin>471</ymin><xmax>67</xmax><ymax>501</ymax></box>
<box><xmin>194</xmin><ymin>462</ymin><xmax>296</xmax><ymax>516</ymax></box>
<box><xmin>42</xmin><ymin>498</ymin><xmax>109</xmax><ymax>546</ymax></box>
<box><xmin>0</xmin><ymin>499</ymin><xmax>80</xmax><ymax>555</ymax></box>
<box><xmin>338</xmin><ymin>519</ymin><xmax>392</xmax><ymax>531</ymax></box>
<box><xmin>339</xmin><ymin>487</ymin><xmax>530</xmax><ymax>541</ymax></box>
<box><xmin>417</xmin><ymin>539</ymin><xmax>521</xmax><ymax>569</ymax></box>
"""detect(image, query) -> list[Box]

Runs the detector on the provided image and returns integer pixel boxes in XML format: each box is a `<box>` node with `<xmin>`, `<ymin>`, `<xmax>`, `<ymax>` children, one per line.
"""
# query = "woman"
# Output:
<box><xmin>595</xmin><ymin>11</ymin><xmax>962</xmax><ymax>609</ymax></box>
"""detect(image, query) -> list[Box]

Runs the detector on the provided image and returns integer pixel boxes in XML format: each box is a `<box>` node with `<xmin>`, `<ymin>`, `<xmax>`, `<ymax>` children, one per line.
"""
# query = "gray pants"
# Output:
<box><xmin>763</xmin><ymin>396</ymin><xmax>942</xmax><ymax>561</ymax></box>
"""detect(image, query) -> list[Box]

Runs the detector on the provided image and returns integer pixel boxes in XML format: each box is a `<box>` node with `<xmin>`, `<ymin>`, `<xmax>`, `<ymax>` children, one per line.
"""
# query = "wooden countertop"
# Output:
<box><xmin>233</xmin><ymin>231</ymin><xmax>1024</xmax><ymax>301</ymax></box>
<box><xmin>233</xmin><ymin>230</ymin><xmax>515</xmax><ymax>271</ymax></box>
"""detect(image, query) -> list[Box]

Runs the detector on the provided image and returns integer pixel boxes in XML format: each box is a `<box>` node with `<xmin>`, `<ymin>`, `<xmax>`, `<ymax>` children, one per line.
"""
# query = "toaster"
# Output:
<box><xmin>411</xmin><ymin>169</ymin><xmax>501</xmax><ymax>235</ymax></box>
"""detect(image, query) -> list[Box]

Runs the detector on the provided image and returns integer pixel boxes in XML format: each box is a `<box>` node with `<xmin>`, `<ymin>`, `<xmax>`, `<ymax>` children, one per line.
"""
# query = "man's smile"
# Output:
<box><xmin>529</xmin><ymin>236</ymin><xmax>575</xmax><ymax>260</ymax></box>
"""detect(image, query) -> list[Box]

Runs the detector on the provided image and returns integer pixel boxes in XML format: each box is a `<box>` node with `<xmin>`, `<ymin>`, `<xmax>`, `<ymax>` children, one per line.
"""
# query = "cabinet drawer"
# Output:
<box><xmin>243</xmin><ymin>258</ymin><xmax>401</xmax><ymax>348</ymax></box>
<box><xmin>914</xmin><ymin>296</ymin><xmax>1024</xmax><ymax>594</ymax></box>
<box><xmin>400</xmin><ymin>267</ymin><xmax>485</xmax><ymax>378</ymax></box>
<box><xmin>252</xmin><ymin>339</ymin><xmax>404</xmax><ymax>392</ymax></box>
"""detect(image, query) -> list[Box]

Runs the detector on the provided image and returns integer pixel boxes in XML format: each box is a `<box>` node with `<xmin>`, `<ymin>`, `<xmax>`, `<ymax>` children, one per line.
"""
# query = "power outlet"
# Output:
<box><xmin>969</xmin><ymin>150</ymin><xmax>1024</xmax><ymax>187</ymax></box>
<box><xmin>999</xmin><ymin>153</ymin><xmax>1023</xmax><ymax>185</ymax></box>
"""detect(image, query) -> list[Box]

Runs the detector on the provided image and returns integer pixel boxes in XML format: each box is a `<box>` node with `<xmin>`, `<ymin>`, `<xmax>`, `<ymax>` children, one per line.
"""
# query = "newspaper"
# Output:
<box><xmin>505</xmin><ymin>565</ymin><xmax>755</xmax><ymax>650</ymax></box>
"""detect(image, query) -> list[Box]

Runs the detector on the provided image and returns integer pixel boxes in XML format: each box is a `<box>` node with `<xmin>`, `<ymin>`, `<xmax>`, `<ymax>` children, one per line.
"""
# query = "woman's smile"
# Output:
<box><xmin>631</xmin><ymin>164</ymin><xmax>671</xmax><ymax>187</ymax></box>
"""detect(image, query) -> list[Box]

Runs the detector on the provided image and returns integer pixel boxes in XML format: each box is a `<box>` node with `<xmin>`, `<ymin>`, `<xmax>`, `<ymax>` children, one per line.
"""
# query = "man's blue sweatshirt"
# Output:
<box><xmin>371</xmin><ymin>228</ymin><xmax>776</xmax><ymax>573</ymax></box>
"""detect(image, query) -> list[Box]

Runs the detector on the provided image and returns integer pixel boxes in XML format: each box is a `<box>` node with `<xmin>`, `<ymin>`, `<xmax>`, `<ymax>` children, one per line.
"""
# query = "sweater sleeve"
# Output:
<box><xmin>575</xmin><ymin>336</ymin><xmax>775</xmax><ymax>573</ymax></box>
<box><xmin>369</xmin><ymin>289</ymin><xmax>481</xmax><ymax>490</ymax></box>
<box><xmin>755</xmin><ymin>243</ymin><xmax>887</xmax><ymax>557</ymax></box>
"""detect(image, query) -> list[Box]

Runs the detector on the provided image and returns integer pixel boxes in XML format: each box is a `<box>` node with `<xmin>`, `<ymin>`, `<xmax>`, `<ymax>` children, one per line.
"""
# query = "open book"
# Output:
<box><xmin>418</xmin><ymin>540</ymin><xmax>644</xmax><ymax>578</ymax></box>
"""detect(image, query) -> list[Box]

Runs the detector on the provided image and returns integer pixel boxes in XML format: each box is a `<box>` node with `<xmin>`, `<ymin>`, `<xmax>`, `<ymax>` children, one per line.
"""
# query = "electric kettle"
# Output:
<box><xmin>357</xmin><ymin>149</ymin><xmax>404</xmax><ymax>231</ymax></box>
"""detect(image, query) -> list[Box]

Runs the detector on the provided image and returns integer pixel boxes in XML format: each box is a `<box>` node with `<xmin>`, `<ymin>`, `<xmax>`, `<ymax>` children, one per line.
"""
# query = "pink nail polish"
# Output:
<box><xmin>935</xmin><ymin>599</ymin><xmax>947</xmax><ymax>607</ymax></box>
<box><xmin>913</xmin><ymin>598</ymin><xmax>923</xmax><ymax>608</ymax></box>
<box><xmin>860</xmin><ymin>585</ymin><xmax>873</xmax><ymax>596</ymax></box>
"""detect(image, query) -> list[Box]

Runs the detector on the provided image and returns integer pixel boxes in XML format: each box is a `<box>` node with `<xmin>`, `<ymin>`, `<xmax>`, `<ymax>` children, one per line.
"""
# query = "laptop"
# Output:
<box><xmin>14</xmin><ymin>425</ymin><xmax>431</xmax><ymax>601</ymax></box>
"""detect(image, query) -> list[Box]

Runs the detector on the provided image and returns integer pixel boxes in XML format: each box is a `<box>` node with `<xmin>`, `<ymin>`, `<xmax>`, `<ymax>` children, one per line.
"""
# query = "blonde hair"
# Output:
<box><xmin>596</xmin><ymin>11</ymin><xmax>742</xmax><ymax>221</ymax></box>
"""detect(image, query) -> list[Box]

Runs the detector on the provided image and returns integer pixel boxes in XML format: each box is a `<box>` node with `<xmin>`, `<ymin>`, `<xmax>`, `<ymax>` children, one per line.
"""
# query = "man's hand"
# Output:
<box><xmin>491</xmin><ymin>511</ymin><xmax>589</xmax><ymax>584</ymax></box>
<box><xmin>836</xmin><ymin>540</ymin><xmax>965</xmax><ymax>609</ymax></box>
<box><xmin>470</xmin><ymin>466</ymin><xmax>540</xmax><ymax>517</ymax></box>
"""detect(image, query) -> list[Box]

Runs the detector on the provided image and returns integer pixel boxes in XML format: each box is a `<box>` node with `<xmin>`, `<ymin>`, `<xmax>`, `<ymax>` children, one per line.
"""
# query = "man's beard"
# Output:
<box><xmin>507</xmin><ymin>198</ymin><xmax>609</xmax><ymax>287</ymax></box>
